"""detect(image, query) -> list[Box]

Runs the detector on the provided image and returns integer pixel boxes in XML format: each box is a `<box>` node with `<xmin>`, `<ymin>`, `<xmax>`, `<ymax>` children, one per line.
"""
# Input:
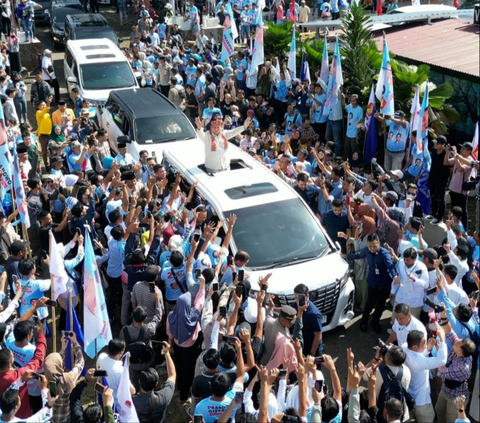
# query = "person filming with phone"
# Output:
<box><xmin>289</xmin><ymin>283</ymin><xmax>324</xmax><ymax>356</ymax></box>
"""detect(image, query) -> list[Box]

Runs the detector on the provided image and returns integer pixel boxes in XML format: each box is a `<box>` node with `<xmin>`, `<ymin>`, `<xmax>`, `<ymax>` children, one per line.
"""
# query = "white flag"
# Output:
<box><xmin>49</xmin><ymin>231</ymin><xmax>68</xmax><ymax>300</ymax></box>
<box><xmin>117</xmin><ymin>353</ymin><xmax>139</xmax><ymax>423</ymax></box>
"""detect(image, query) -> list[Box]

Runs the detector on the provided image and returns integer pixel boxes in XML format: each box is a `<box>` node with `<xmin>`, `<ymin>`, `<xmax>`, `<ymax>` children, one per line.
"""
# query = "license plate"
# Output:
<box><xmin>322</xmin><ymin>315</ymin><xmax>327</xmax><ymax>324</ymax></box>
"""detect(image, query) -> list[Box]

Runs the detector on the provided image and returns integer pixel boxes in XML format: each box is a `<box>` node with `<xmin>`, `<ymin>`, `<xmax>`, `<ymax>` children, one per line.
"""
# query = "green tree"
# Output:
<box><xmin>340</xmin><ymin>3</ymin><xmax>379</xmax><ymax>103</ymax></box>
<box><xmin>264</xmin><ymin>21</ymin><xmax>297</xmax><ymax>62</ymax></box>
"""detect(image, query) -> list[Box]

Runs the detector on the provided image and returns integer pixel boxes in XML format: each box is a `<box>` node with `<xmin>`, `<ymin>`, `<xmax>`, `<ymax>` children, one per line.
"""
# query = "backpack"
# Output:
<box><xmin>377</xmin><ymin>365</ymin><xmax>415</xmax><ymax>423</ymax></box>
<box><xmin>122</xmin><ymin>325</ymin><xmax>154</xmax><ymax>365</ymax></box>
<box><xmin>459</xmin><ymin>320</ymin><xmax>479</xmax><ymax>363</ymax></box>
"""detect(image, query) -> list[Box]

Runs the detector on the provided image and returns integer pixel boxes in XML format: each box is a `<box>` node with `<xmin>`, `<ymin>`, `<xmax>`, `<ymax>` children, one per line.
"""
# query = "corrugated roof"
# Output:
<box><xmin>373</xmin><ymin>18</ymin><xmax>480</xmax><ymax>78</ymax></box>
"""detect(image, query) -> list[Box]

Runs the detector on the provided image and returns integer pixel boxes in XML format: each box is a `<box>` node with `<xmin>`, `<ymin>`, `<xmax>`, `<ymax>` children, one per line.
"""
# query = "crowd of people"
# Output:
<box><xmin>0</xmin><ymin>0</ymin><xmax>479</xmax><ymax>423</ymax></box>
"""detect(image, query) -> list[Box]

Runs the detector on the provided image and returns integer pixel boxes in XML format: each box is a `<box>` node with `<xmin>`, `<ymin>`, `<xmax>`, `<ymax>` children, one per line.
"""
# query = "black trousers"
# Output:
<box><xmin>429</xmin><ymin>178</ymin><xmax>448</xmax><ymax>220</ymax></box>
<box><xmin>361</xmin><ymin>285</ymin><xmax>390</xmax><ymax>325</ymax></box>
<box><xmin>449</xmin><ymin>191</ymin><xmax>468</xmax><ymax>229</ymax></box>
<box><xmin>46</xmin><ymin>78</ymin><xmax>60</xmax><ymax>104</ymax></box>
<box><xmin>173</xmin><ymin>337</ymin><xmax>202</xmax><ymax>401</ymax></box>
<box><xmin>106</xmin><ymin>274</ymin><xmax>122</xmax><ymax>319</ymax></box>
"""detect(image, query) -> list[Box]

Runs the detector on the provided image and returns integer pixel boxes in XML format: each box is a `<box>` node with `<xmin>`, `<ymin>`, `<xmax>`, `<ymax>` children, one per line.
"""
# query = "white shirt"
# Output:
<box><xmin>196</xmin><ymin>126</ymin><xmax>245</xmax><ymax>172</ymax></box>
<box><xmin>41</xmin><ymin>56</ymin><xmax>56</xmax><ymax>80</ymax></box>
<box><xmin>392</xmin><ymin>315</ymin><xmax>427</xmax><ymax>348</ymax></box>
<box><xmin>434</xmin><ymin>284</ymin><xmax>469</xmax><ymax>306</ymax></box>
<box><xmin>403</xmin><ymin>341</ymin><xmax>447</xmax><ymax>406</ymax></box>
<box><xmin>448</xmin><ymin>250</ymin><xmax>469</xmax><ymax>288</ymax></box>
<box><xmin>422</xmin><ymin>269</ymin><xmax>438</xmax><ymax>312</ymax></box>
<box><xmin>392</xmin><ymin>259</ymin><xmax>429</xmax><ymax>308</ymax></box>
<box><xmin>97</xmin><ymin>353</ymin><xmax>133</xmax><ymax>408</ymax></box>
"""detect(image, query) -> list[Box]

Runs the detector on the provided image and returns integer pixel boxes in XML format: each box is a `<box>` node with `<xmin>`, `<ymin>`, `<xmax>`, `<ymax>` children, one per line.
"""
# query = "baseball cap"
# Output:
<box><xmin>422</xmin><ymin>248</ymin><xmax>438</xmax><ymax>262</ymax></box>
<box><xmin>389</xmin><ymin>169</ymin><xmax>403</xmax><ymax>179</ymax></box>
<box><xmin>71</xmin><ymin>141</ymin><xmax>81</xmax><ymax>149</ymax></box>
<box><xmin>460</xmin><ymin>142</ymin><xmax>474</xmax><ymax>151</ymax></box>
<box><xmin>248</xmin><ymin>147</ymin><xmax>257</xmax><ymax>155</ymax></box>
<box><xmin>435</xmin><ymin>136</ymin><xmax>447</xmax><ymax>144</ymax></box>
<box><xmin>44</xmin><ymin>49</ymin><xmax>52</xmax><ymax>55</ymax></box>
<box><xmin>50</xmin><ymin>156</ymin><xmax>64</xmax><ymax>165</ymax></box>
<box><xmin>382</xmin><ymin>190</ymin><xmax>398</xmax><ymax>203</ymax></box>
<box><xmin>394</xmin><ymin>110</ymin><xmax>405</xmax><ymax>118</ymax></box>
<box><xmin>10</xmin><ymin>240</ymin><xmax>30</xmax><ymax>256</ymax></box>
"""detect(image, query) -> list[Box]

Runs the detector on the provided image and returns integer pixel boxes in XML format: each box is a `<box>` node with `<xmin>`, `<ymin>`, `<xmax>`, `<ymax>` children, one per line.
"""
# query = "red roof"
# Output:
<box><xmin>373</xmin><ymin>18</ymin><xmax>480</xmax><ymax>78</ymax></box>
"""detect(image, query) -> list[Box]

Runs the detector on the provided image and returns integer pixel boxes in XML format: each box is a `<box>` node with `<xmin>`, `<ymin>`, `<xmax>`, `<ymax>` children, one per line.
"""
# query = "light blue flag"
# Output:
<box><xmin>375</xmin><ymin>38</ymin><xmax>395</xmax><ymax>116</ymax></box>
<box><xmin>287</xmin><ymin>27</ymin><xmax>296</xmax><ymax>79</ymax></box>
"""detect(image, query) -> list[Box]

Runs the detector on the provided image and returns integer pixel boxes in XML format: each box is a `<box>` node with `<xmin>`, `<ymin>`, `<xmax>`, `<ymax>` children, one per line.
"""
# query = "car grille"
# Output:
<box><xmin>276</xmin><ymin>279</ymin><xmax>341</xmax><ymax>316</ymax></box>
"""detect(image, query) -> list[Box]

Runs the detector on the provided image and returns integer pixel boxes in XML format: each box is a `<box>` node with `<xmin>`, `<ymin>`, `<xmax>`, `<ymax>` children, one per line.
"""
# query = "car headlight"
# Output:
<box><xmin>338</xmin><ymin>270</ymin><xmax>349</xmax><ymax>291</ymax></box>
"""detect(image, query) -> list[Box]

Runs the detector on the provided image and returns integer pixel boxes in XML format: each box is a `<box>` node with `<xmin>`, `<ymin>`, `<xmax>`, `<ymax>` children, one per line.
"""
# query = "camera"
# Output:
<box><xmin>424</xmin><ymin>297</ymin><xmax>445</xmax><ymax>313</ymax></box>
<box><xmin>375</xmin><ymin>338</ymin><xmax>391</xmax><ymax>356</ymax></box>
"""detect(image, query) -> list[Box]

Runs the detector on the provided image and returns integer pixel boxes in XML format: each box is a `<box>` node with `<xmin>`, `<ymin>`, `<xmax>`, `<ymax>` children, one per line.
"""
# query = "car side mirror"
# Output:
<box><xmin>117</xmin><ymin>135</ymin><xmax>131</xmax><ymax>144</ymax></box>
<box><xmin>67</xmin><ymin>76</ymin><xmax>78</xmax><ymax>84</ymax></box>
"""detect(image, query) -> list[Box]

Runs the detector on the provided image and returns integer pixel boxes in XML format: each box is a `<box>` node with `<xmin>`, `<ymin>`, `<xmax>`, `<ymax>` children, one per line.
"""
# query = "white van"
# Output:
<box><xmin>64</xmin><ymin>39</ymin><xmax>138</xmax><ymax>105</ymax></box>
<box><xmin>162</xmin><ymin>141</ymin><xmax>355</xmax><ymax>331</ymax></box>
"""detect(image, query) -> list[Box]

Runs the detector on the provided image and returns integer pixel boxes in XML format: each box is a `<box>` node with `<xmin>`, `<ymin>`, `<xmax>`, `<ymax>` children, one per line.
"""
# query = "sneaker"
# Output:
<box><xmin>425</xmin><ymin>215</ymin><xmax>434</xmax><ymax>221</ymax></box>
<box><xmin>430</xmin><ymin>218</ymin><xmax>441</xmax><ymax>225</ymax></box>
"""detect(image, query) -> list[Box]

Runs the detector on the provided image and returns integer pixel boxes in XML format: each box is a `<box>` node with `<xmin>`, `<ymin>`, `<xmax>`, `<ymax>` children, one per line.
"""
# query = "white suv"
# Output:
<box><xmin>64</xmin><ymin>38</ymin><xmax>138</xmax><ymax>105</ymax></box>
<box><xmin>162</xmin><ymin>141</ymin><xmax>355</xmax><ymax>331</ymax></box>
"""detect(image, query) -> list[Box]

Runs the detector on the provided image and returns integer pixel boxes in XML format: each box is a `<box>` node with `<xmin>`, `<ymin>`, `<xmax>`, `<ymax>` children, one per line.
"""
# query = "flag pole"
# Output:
<box><xmin>49</xmin><ymin>230</ymin><xmax>57</xmax><ymax>352</ymax></box>
<box><xmin>68</xmin><ymin>287</ymin><xmax>74</xmax><ymax>366</ymax></box>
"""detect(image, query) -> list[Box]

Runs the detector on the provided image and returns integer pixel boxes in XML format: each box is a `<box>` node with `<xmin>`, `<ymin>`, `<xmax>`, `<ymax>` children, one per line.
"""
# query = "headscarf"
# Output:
<box><xmin>360</xmin><ymin>216</ymin><xmax>376</xmax><ymax>236</ymax></box>
<box><xmin>168</xmin><ymin>291</ymin><xmax>201</xmax><ymax>345</ymax></box>
<box><xmin>49</xmin><ymin>125</ymin><xmax>65</xmax><ymax>143</ymax></box>
<box><xmin>44</xmin><ymin>352</ymin><xmax>78</xmax><ymax>396</ymax></box>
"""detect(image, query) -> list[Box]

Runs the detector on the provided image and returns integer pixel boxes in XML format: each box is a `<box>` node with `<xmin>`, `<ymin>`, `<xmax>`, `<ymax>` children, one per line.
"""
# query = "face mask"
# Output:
<box><xmin>407</xmin><ymin>193</ymin><xmax>416</xmax><ymax>200</ymax></box>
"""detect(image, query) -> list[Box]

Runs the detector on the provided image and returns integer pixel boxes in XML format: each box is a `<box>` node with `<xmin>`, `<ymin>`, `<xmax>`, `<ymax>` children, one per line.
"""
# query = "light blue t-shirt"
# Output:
<box><xmin>284</xmin><ymin>112</ymin><xmax>303</xmax><ymax>137</ymax></box>
<box><xmin>13</xmin><ymin>278</ymin><xmax>51</xmax><ymax>319</ymax></box>
<box><xmin>308</xmin><ymin>93</ymin><xmax>326</xmax><ymax>124</ymax></box>
<box><xmin>194</xmin><ymin>382</ymin><xmax>243</xmax><ymax>423</ymax></box>
<box><xmin>161</xmin><ymin>262</ymin><xmax>187</xmax><ymax>302</ymax></box>
<box><xmin>345</xmin><ymin>104</ymin><xmax>364</xmax><ymax>138</ymax></box>
<box><xmin>386</xmin><ymin>120</ymin><xmax>410</xmax><ymax>153</ymax></box>
<box><xmin>107</xmin><ymin>238</ymin><xmax>126</xmax><ymax>278</ymax></box>
<box><xmin>6</xmin><ymin>331</ymin><xmax>36</xmax><ymax>368</ymax></box>
<box><xmin>407</xmin><ymin>144</ymin><xmax>425</xmax><ymax>177</ymax></box>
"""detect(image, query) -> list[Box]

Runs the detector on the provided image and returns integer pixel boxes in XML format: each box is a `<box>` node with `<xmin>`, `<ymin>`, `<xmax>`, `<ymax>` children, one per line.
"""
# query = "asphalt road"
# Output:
<box><xmin>29</xmin><ymin>14</ymin><xmax>394</xmax><ymax>410</ymax></box>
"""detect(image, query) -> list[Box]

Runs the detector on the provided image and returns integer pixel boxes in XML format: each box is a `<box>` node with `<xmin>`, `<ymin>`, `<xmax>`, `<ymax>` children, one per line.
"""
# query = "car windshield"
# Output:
<box><xmin>79</xmin><ymin>62</ymin><xmax>136</xmax><ymax>90</ymax></box>
<box><xmin>53</xmin><ymin>8</ymin><xmax>83</xmax><ymax>22</ymax></box>
<box><xmin>225</xmin><ymin>198</ymin><xmax>329</xmax><ymax>269</ymax></box>
<box><xmin>76</xmin><ymin>29</ymin><xmax>118</xmax><ymax>44</ymax></box>
<box><xmin>135</xmin><ymin>116</ymin><xmax>196</xmax><ymax>144</ymax></box>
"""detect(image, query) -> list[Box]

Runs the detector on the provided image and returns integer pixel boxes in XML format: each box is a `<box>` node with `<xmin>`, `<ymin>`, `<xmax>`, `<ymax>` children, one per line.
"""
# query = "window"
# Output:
<box><xmin>224</xmin><ymin>183</ymin><xmax>278</xmax><ymax>200</ymax></box>
<box><xmin>225</xmin><ymin>198</ymin><xmax>328</xmax><ymax>269</ymax></box>
<box><xmin>65</xmin><ymin>49</ymin><xmax>73</xmax><ymax>68</ymax></box>
<box><xmin>134</xmin><ymin>115</ymin><xmax>196</xmax><ymax>144</ymax></box>
<box><xmin>78</xmin><ymin>62</ymin><xmax>136</xmax><ymax>90</ymax></box>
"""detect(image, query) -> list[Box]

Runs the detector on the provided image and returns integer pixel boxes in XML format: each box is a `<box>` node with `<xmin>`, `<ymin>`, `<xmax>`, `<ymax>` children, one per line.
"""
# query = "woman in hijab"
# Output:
<box><xmin>47</xmin><ymin>124</ymin><xmax>66</xmax><ymax>158</ymax></box>
<box><xmin>44</xmin><ymin>333</ymin><xmax>84</xmax><ymax>423</ymax></box>
<box><xmin>167</xmin><ymin>273</ymin><xmax>206</xmax><ymax>402</ymax></box>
